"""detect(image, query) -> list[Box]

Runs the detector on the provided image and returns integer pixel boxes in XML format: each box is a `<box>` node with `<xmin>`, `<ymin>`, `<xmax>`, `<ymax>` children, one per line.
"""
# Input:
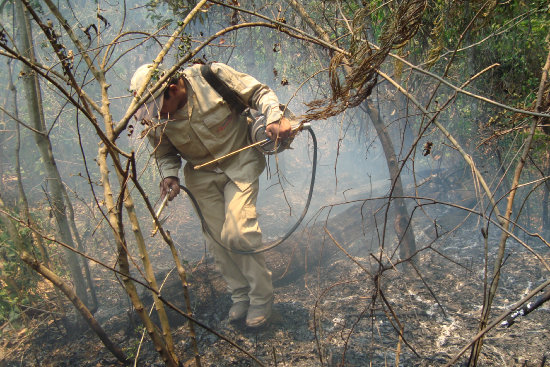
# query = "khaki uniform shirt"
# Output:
<box><xmin>148</xmin><ymin>63</ymin><xmax>283</xmax><ymax>191</ymax></box>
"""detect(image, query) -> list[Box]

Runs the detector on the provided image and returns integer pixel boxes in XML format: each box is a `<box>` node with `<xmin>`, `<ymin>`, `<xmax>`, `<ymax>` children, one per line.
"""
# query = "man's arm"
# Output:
<box><xmin>147</xmin><ymin>123</ymin><xmax>182</xmax><ymax>200</ymax></box>
<box><xmin>212</xmin><ymin>63</ymin><xmax>291</xmax><ymax>139</ymax></box>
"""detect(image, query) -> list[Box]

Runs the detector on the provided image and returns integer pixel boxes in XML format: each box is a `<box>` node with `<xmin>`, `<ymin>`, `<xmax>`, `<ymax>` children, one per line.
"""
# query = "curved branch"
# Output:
<box><xmin>0</xmin><ymin>105</ymin><xmax>45</xmax><ymax>135</ymax></box>
<box><xmin>115</xmin><ymin>21</ymin><xmax>313</xmax><ymax>136</ymax></box>
<box><xmin>214</xmin><ymin>0</ymin><xmax>550</xmax><ymax>119</ymax></box>
<box><xmin>19</xmin><ymin>251</ymin><xmax>129</xmax><ymax>364</ymax></box>
<box><xmin>227</xmin><ymin>0</ymin><xmax>550</xmax><ymax>119</ymax></box>
<box><xmin>123</xmin><ymin>0</ymin><xmax>208</xmax><ymax>137</ymax></box>
<box><xmin>102</xmin><ymin>30</ymin><xmax>165</xmax><ymax>70</ymax></box>
<box><xmin>380</xmin><ymin>44</ymin><xmax>550</xmax><ymax>119</ymax></box>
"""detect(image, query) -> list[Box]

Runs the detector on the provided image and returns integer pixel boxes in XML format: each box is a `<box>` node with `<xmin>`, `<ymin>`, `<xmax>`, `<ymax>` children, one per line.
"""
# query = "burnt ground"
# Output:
<box><xmin>1</xmin><ymin>186</ymin><xmax>549</xmax><ymax>366</ymax></box>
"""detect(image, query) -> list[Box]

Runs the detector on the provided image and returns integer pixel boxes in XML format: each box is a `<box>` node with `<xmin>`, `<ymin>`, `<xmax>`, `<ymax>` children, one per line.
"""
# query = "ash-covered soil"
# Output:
<box><xmin>2</xmin><ymin>192</ymin><xmax>549</xmax><ymax>366</ymax></box>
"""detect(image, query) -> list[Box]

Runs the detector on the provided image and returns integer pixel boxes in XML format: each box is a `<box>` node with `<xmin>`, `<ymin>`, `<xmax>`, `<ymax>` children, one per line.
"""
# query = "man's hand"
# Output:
<box><xmin>265</xmin><ymin>117</ymin><xmax>291</xmax><ymax>141</ymax></box>
<box><xmin>160</xmin><ymin>176</ymin><xmax>180</xmax><ymax>201</ymax></box>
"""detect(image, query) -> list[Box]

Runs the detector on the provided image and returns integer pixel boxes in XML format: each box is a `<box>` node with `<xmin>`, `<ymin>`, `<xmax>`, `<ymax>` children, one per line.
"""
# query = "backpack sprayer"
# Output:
<box><xmin>151</xmin><ymin>64</ymin><xmax>317</xmax><ymax>254</ymax></box>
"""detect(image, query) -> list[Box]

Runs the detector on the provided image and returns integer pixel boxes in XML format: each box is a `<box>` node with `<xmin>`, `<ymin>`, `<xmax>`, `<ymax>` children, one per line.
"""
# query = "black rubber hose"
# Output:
<box><xmin>179</xmin><ymin>126</ymin><xmax>317</xmax><ymax>254</ymax></box>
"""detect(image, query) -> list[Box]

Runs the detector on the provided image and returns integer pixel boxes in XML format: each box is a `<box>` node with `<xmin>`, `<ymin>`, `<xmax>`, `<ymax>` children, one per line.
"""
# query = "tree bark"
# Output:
<box><xmin>7</xmin><ymin>56</ymin><xmax>51</xmax><ymax>265</ymax></box>
<box><xmin>287</xmin><ymin>0</ymin><xmax>416</xmax><ymax>260</ymax></box>
<box><xmin>14</xmin><ymin>0</ymin><xmax>89</xmax><ymax>307</ymax></box>
<box><xmin>96</xmin><ymin>148</ymin><xmax>180</xmax><ymax>367</ymax></box>
<box><xmin>365</xmin><ymin>101</ymin><xmax>417</xmax><ymax>260</ymax></box>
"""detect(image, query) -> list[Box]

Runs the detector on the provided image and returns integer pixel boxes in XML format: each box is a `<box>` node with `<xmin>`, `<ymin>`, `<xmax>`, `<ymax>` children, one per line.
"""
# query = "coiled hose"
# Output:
<box><xmin>179</xmin><ymin>125</ymin><xmax>317</xmax><ymax>255</ymax></box>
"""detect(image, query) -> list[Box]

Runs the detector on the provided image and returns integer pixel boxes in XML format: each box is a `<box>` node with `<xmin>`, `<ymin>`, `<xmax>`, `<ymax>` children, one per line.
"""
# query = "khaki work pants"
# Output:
<box><xmin>184</xmin><ymin>166</ymin><xmax>273</xmax><ymax>306</ymax></box>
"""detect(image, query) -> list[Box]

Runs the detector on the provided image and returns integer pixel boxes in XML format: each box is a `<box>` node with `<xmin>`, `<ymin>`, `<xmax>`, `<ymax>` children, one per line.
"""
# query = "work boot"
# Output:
<box><xmin>228</xmin><ymin>300</ymin><xmax>249</xmax><ymax>322</ymax></box>
<box><xmin>246</xmin><ymin>299</ymin><xmax>272</xmax><ymax>328</ymax></box>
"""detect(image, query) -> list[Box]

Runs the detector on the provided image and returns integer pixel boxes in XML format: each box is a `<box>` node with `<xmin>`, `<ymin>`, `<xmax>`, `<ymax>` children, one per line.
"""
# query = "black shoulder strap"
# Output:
<box><xmin>200</xmin><ymin>64</ymin><xmax>247</xmax><ymax>114</ymax></box>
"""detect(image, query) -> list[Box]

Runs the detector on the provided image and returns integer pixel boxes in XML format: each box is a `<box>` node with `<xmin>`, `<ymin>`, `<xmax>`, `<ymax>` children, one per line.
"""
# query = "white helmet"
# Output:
<box><xmin>130</xmin><ymin>63</ymin><xmax>167</xmax><ymax>121</ymax></box>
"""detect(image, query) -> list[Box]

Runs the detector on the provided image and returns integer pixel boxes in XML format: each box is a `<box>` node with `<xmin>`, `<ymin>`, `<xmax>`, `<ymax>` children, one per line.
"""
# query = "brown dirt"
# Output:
<box><xmin>2</xmin><ymin>194</ymin><xmax>549</xmax><ymax>366</ymax></box>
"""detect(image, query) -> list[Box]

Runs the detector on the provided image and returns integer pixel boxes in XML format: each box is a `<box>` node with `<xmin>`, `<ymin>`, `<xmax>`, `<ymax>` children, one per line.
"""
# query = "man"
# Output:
<box><xmin>130</xmin><ymin>62</ymin><xmax>291</xmax><ymax>327</ymax></box>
